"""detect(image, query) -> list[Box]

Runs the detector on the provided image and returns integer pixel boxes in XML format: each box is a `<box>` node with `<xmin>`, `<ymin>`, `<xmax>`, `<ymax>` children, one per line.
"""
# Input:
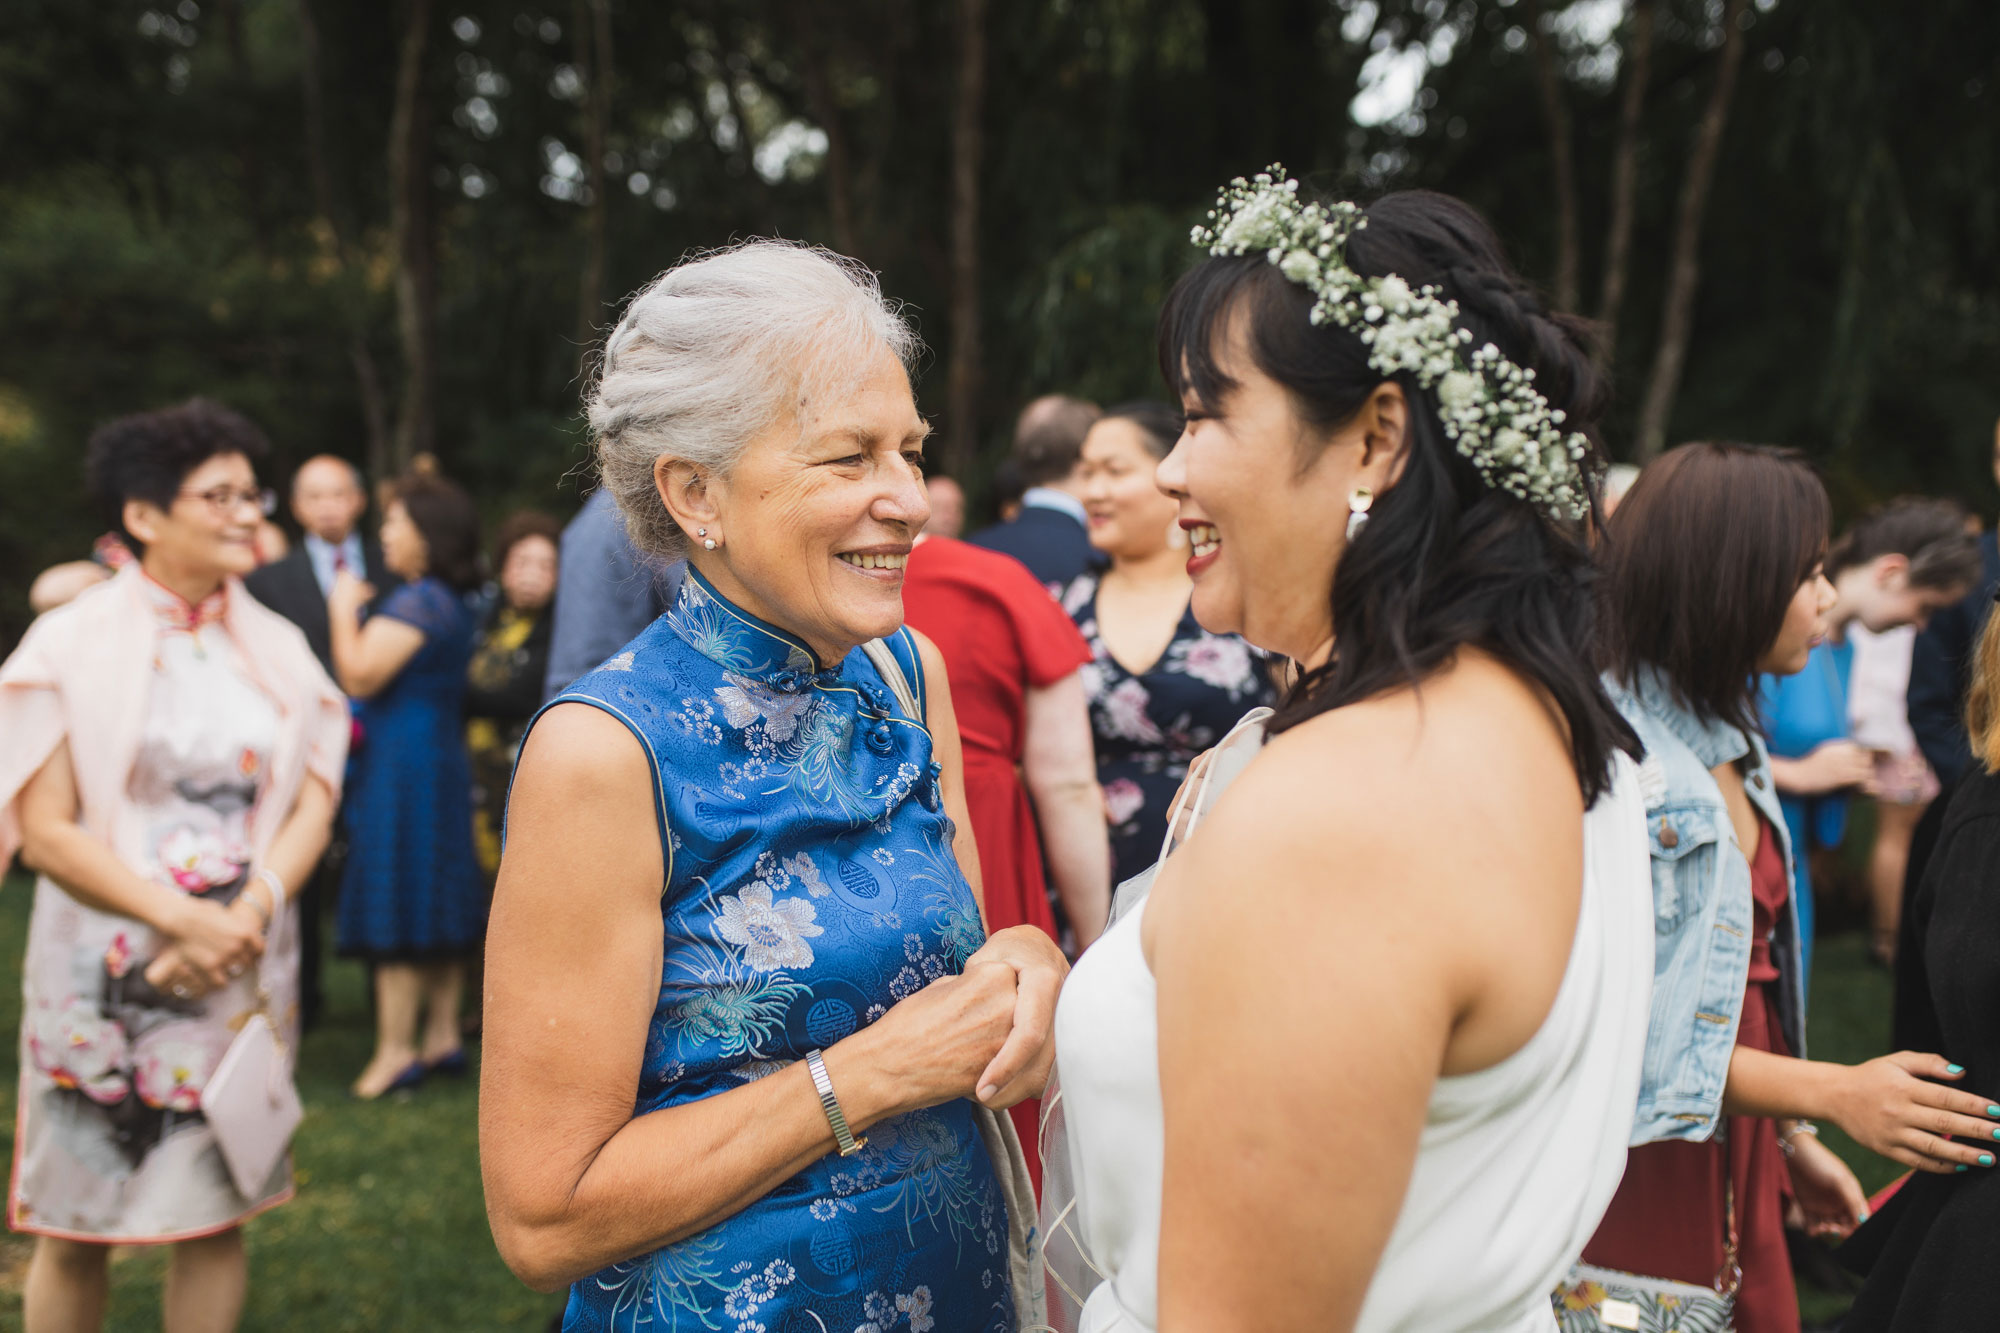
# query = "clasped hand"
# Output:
<box><xmin>144</xmin><ymin>894</ymin><xmax>265</xmax><ymax>1001</ymax></box>
<box><xmin>863</xmin><ymin>925</ymin><xmax>1068</xmax><ymax>1113</ymax></box>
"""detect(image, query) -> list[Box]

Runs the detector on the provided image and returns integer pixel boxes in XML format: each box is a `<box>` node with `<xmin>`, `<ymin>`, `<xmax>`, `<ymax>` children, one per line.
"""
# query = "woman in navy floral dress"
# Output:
<box><xmin>480</xmin><ymin>242</ymin><xmax>1064</xmax><ymax>1333</ymax></box>
<box><xmin>1063</xmin><ymin>404</ymin><xmax>1275</xmax><ymax>888</ymax></box>
<box><xmin>329</xmin><ymin>473</ymin><xmax>486</xmax><ymax>1099</ymax></box>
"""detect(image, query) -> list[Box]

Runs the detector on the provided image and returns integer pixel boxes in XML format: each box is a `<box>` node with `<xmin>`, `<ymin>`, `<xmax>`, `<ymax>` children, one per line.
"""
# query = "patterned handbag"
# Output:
<box><xmin>1551</xmin><ymin>1180</ymin><xmax>1738</xmax><ymax>1333</ymax></box>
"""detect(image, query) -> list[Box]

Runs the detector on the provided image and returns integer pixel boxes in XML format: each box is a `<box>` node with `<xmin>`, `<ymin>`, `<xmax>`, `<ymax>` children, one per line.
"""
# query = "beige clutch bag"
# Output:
<box><xmin>203</xmin><ymin>897</ymin><xmax>303</xmax><ymax>1199</ymax></box>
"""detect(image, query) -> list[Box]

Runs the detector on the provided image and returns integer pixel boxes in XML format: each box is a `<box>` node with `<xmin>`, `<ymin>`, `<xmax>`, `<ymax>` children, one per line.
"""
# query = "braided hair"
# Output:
<box><xmin>1159</xmin><ymin>189</ymin><xmax>1639</xmax><ymax>805</ymax></box>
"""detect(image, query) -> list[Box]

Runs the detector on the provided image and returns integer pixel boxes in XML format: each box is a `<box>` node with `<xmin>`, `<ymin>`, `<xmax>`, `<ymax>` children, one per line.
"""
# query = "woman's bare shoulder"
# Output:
<box><xmin>1180</xmin><ymin>654</ymin><xmax>1580</xmax><ymax>895</ymax></box>
<box><xmin>513</xmin><ymin>700</ymin><xmax>653</xmax><ymax>802</ymax></box>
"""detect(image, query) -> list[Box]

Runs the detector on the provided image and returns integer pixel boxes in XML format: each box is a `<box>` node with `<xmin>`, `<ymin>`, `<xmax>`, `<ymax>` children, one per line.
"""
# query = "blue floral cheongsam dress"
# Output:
<box><xmin>545</xmin><ymin>568</ymin><xmax>1013</xmax><ymax>1333</ymax></box>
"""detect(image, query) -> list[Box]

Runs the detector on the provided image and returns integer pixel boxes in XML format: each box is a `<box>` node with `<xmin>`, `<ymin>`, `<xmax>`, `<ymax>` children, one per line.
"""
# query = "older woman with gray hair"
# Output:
<box><xmin>480</xmin><ymin>241</ymin><xmax>1063</xmax><ymax>1332</ymax></box>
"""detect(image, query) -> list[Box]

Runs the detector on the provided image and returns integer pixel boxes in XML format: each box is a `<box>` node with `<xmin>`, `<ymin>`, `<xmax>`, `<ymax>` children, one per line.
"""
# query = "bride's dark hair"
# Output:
<box><xmin>1158</xmin><ymin>188</ymin><xmax>1640</xmax><ymax>805</ymax></box>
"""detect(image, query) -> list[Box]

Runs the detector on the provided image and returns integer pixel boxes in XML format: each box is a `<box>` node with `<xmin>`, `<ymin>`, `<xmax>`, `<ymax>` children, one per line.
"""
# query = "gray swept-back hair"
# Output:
<box><xmin>588</xmin><ymin>239</ymin><xmax>920</xmax><ymax>562</ymax></box>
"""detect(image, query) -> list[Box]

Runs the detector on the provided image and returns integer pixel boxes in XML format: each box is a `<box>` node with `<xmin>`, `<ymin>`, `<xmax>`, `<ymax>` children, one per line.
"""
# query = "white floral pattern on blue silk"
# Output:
<box><xmin>549</xmin><ymin>568</ymin><xmax>1012</xmax><ymax>1333</ymax></box>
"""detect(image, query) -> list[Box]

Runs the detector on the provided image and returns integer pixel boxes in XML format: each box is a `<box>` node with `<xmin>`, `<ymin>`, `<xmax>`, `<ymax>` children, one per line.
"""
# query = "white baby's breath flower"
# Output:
<box><xmin>1374</xmin><ymin>275</ymin><xmax>1413</xmax><ymax>310</ymax></box>
<box><xmin>1280</xmin><ymin>250</ymin><xmax>1318</xmax><ymax>283</ymax></box>
<box><xmin>1195</xmin><ymin>165</ymin><xmax>1591</xmax><ymax>521</ymax></box>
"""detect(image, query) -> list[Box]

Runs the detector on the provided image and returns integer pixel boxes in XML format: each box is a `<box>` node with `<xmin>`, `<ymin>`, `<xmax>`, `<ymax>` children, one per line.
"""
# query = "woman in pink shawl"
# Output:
<box><xmin>0</xmin><ymin>401</ymin><xmax>348</xmax><ymax>1331</ymax></box>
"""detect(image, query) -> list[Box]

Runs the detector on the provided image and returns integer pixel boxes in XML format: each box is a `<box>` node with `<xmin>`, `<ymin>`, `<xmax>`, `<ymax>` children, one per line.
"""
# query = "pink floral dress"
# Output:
<box><xmin>1060</xmin><ymin>573</ymin><xmax>1275</xmax><ymax>888</ymax></box>
<box><xmin>12</xmin><ymin>576</ymin><xmax>293</xmax><ymax>1242</ymax></box>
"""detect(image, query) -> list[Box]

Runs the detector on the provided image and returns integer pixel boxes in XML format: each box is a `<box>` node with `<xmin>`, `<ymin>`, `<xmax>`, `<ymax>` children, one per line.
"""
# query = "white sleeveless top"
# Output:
<box><xmin>1047</xmin><ymin>738</ymin><xmax>1653</xmax><ymax>1332</ymax></box>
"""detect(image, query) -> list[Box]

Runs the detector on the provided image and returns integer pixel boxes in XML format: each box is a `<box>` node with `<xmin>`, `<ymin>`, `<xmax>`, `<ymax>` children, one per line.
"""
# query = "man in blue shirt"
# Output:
<box><xmin>967</xmin><ymin>394</ymin><xmax>1103</xmax><ymax>590</ymax></box>
<box><xmin>543</xmin><ymin>485</ymin><xmax>682</xmax><ymax>702</ymax></box>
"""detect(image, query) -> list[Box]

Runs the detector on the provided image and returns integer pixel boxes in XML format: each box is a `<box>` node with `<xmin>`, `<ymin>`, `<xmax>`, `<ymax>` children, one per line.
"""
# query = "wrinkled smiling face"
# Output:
<box><xmin>695</xmin><ymin>341</ymin><xmax>931</xmax><ymax>663</ymax></box>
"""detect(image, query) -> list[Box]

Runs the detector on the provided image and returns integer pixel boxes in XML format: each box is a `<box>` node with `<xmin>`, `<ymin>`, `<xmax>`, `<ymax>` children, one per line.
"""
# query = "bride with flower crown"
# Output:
<box><xmin>1037</xmin><ymin>173</ymin><xmax>1656</xmax><ymax>1331</ymax></box>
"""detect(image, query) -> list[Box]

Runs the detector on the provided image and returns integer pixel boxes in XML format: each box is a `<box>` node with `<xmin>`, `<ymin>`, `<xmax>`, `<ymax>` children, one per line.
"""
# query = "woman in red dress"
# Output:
<box><xmin>903</xmin><ymin>531</ymin><xmax>1111</xmax><ymax>1184</ymax></box>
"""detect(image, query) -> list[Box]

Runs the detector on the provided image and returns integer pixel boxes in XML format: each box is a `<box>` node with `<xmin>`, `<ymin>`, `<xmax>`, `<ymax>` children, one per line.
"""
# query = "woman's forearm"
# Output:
<box><xmin>18</xmin><ymin>745</ymin><xmax>190</xmax><ymax>934</ymax></box>
<box><xmin>1031</xmin><ymin>777</ymin><xmax>1111</xmax><ymax>948</ymax></box>
<box><xmin>328</xmin><ymin>597</ymin><xmax>362</xmax><ymax>690</ymax></box>
<box><xmin>246</xmin><ymin>776</ymin><xmax>336</xmax><ymax>916</ymax></box>
<box><xmin>21</xmin><ymin>816</ymin><xmax>189</xmax><ymax>934</ymax></box>
<box><xmin>491</xmin><ymin>1024</ymin><xmax>911</xmax><ymax>1289</ymax></box>
<box><xmin>1767</xmin><ymin>754</ymin><xmax>1815</xmax><ymax>798</ymax></box>
<box><xmin>1022</xmin><ymin>673</ymin><xmax>1110</xmax><ymax>946</ymax></box>
<box><xmin>1723</xmin><ymin>1045</ymin><xmax>1846</xmax><ymax>1120</ymax></box>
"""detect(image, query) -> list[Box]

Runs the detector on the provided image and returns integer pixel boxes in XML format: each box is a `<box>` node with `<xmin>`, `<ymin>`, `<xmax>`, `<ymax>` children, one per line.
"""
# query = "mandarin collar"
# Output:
<box><xmin>139</xmin><ymin>568</ymin><xmax>228</xmax><ymax>633</ymax></box>
<box><xmin>665</xmin><ymin>566</ymin><xmax>840</xmax><ymax>691</ymax></box>
<box><xmin>1624</xmin><ymin>665</ymin><xmax>1752</xmax><ymax>769</ymax></box>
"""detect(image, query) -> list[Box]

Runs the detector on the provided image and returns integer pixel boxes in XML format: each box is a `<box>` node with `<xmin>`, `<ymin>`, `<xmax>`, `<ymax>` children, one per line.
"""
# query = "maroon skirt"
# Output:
<box><xmin>1582</xmin><ymin>979</ymin><xmax>1798</xmax><ymax>1333</ymax></box>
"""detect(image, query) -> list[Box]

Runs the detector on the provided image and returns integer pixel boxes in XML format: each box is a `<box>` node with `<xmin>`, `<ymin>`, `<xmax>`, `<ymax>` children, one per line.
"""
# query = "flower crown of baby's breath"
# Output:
<box><xmin>1192</xmin><ymin>166</ymin><xmax>1593</xmax><ymax>522</ymax></box>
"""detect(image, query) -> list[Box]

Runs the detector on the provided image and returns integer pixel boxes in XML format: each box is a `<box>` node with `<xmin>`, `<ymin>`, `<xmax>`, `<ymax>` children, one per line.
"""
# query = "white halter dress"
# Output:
<box><xmin>1043</xmin><ymin>714</ymin><xmax>1653</xmax><ymax>1331</ymax></box>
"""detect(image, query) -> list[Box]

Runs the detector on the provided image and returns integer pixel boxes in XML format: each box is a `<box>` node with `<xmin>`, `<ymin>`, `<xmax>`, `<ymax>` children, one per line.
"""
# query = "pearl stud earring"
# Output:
<box><xmin>1346</xmin><ymin>487</ymin><xmax>1373</xmax><ymax>540</ymax></box>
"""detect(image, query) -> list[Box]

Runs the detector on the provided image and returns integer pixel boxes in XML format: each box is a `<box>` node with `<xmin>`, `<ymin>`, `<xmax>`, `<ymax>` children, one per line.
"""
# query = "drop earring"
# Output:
<box><xmin>1345</xmin><ymin>487</ymin><xmax>1374</xmax><ymax>540</ymax></box>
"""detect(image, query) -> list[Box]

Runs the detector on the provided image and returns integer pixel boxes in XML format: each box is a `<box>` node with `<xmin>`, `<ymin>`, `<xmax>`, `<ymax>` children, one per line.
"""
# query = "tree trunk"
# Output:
<box><xmin>216</xmin><ymin>0</ymin><xmax>270</xmax><ymax>256</ymax></box>
<box><xmin>1523</xmin><ymin>0</ymin><xmax>1580</xmax><ymax>313</ymax></box>
<box><xmin>574</xmin><ymin>0</ymin><xmax>613</xmax><ymax>361</ymax></box>
<box><xmin>294</xmin><ymin>0</ymin><xmax>391</xmax><ymax>477</ymax></box>
<box><xmin>1595</xmin><ymin>0</ymin><xmax>1657</xmax><ymax>367</ymax></box>
<box><xmin>388</xmin><ymin>0</ymin><xmax>437</xmax><ymax>472</ymax></box>
<box><xmin>792</xmin><ymin>2</ymin><xmax>859</xmax><ymax>258</ymax></box>
<box><xmin>943</xmin><ymin>0</ymin><xmax>988</xmax><ymax>477</ymax></box>
<box><xmin>1634</xmin><ymin>0</ymin><xmax>1748</xmax><ymax>461</ymax></box>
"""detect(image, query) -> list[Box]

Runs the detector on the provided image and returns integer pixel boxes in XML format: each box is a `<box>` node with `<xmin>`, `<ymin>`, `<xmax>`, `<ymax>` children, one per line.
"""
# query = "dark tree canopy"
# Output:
<box><xmin>2</xmin><ymin>0</ymin><xmax>1996</xmax><ymax>650</ymax></box>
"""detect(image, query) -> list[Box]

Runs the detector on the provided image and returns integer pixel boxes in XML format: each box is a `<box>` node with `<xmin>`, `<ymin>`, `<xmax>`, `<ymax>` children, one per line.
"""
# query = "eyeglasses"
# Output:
<box><xmin>177</xmin><ymin>485</ymin><xmax>277</xmax><ymax>518</ymax></box>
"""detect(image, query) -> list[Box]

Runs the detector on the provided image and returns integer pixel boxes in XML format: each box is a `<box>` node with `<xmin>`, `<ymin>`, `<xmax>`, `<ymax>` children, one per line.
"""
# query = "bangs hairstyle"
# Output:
<box><xmin>1156</xmin><ymin>188</ymin><xmax>1637</xmax><ymax>805</ymax></box>
<box><xmin>1598</xmin><ymin>442</ymin><xmax>1829</xmax><ymax>735</ymax></box>
<box><xmin>1098</xmin><ymin>401</ymin><xmax>1184</xmax><ymax>459</ymax></box>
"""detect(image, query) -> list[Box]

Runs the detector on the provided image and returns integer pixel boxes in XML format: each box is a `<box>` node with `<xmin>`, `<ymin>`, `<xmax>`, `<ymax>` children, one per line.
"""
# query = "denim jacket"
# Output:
<box><xmin>1609</xmin><ymin>668</ymin><xmax>1807</xmax><ymax>1146</ymax></box>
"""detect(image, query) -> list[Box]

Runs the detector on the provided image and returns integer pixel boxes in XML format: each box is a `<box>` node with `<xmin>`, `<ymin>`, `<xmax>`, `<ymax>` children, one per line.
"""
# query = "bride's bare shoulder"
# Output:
<box><xmin>1264</xmin><ymin>651</ymin><xmax>1575</xmax><ymax>796</ymax></box>
<box><xmin>1162</xmin><ymin>653</ymin><xmax>1580</xmax><ymax>904</ymax></box>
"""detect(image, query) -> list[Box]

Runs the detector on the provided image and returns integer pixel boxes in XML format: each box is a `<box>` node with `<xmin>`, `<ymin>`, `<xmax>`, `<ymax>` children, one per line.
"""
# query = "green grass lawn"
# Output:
<box><xmin>0</xmin><ymin>873</ymin><xmax>557</xmax><ymax>1331</ymax></box>
<box><xmin>0</xmin><ymin>870</ymin><xmax>1907</xmax><ymax>1330</ymax></box>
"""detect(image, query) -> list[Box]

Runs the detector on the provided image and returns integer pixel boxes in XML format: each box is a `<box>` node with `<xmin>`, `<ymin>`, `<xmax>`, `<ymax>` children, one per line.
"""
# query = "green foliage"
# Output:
<box><xmin>1</xmin><ymin>0</ymin><xmax>1997</xmax><ymax>648</ymax></box>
